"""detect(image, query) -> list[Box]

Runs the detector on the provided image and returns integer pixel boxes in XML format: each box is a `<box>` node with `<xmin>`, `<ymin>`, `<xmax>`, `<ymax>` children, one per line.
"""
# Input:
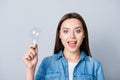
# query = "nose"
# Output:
<box><xmin>70</xmin><ymin>31</ymin><xmax>75</xmax><ymax>39</ymax></box>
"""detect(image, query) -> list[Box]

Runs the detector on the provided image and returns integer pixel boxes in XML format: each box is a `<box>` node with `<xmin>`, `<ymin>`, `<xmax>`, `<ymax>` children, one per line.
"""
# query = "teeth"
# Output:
<box><xmin>69</xmin><ymin>41</ymin><xmax>76</xmax><ymax>44</ymax></box>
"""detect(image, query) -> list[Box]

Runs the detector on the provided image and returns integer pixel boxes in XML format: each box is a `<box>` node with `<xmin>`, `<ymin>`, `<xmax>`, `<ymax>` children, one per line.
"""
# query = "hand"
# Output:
<box><xmin>23</xmin><ymin>44</ymin><xmax>38</xmax><ymax>70</ymax></box>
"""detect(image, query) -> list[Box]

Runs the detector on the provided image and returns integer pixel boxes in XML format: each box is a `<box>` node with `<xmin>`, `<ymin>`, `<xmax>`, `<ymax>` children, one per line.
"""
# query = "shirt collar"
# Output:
<box><xmin>80</xmin><ymin>51</ymin><xmax>88</xmax><ymax>61</ymax></box>
<box><xmin>55</xmin><ymin>50</ymin><xmax>63</xmax><ymax>60</ymax></box>
<box><xmin>55</xmin><ymin>50</ymin><xmax>89</xmax><ymax>61</ymax></box>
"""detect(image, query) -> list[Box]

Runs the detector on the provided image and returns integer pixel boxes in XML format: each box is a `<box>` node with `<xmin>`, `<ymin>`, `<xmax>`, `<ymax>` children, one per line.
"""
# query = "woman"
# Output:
<box><xmin>23</xmin><ymin>12</ymin><xmax>104</xmax><ymax>80</ymax></box>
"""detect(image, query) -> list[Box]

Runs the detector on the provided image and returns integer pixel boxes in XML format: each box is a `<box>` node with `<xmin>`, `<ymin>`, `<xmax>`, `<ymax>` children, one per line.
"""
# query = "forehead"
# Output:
<box><xmin>61</xmin><ymin>18</ymin><xmax>83</xmax><ymax>29</ymax></box>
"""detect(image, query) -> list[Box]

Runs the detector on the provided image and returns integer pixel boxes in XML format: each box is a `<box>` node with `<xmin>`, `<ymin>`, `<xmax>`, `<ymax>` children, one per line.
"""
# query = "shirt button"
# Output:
<box><xmin>73</xmin><ymin>75</ymin><xmax>76</xmax><ymax>77</ymax></box>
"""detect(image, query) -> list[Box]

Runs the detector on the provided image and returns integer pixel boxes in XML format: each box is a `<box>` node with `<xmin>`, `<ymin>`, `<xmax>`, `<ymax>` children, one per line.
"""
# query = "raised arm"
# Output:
<box><xmin>23</xmin><ymin>44</ymin><xmax>38</xmax><ymax>80</ymax></box>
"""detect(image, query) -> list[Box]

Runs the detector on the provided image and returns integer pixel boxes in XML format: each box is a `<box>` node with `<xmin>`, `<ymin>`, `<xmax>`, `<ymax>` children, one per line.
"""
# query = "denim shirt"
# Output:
<box><xmin>35</xmin><ymin>50</ymin><xmax>104</xmax><ymax>80</ymax></box>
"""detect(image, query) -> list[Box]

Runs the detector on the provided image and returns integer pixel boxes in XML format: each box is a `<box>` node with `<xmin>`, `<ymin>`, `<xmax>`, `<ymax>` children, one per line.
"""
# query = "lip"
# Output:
<box><xmin>67</xmin><ymin>40</ymin><xmax>77</xmax><ymax>48</ymax></box>
<box><xmin>67</xmin><ymin>41</ymin><xmax>77</xmax><ymax>44</ymax></box>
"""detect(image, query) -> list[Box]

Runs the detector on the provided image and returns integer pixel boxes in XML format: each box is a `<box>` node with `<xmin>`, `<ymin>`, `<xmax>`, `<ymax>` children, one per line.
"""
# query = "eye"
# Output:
<box><xmin>76</xmin><ymin>29</ymin><xmax>81</xmax><ymax>33</ymax></box>
<box><xmin>63</xmin><ymin>30</ymin><xmax>68</xmax><ymax>33</ymax></box>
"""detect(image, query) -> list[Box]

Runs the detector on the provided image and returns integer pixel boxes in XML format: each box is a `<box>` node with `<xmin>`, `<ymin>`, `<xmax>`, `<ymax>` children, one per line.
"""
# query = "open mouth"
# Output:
<box><xmin>67</xmin><ymin>41</ymin><xmax>77</xmax><ymax>48</ymax></box>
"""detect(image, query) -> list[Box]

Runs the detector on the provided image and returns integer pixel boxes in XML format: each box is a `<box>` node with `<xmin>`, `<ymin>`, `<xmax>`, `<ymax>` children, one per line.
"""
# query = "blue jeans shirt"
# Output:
<box><xmin>35</xmin><ymin>50</ymin><xmax>104</xmax><ymax>80</ymax></box>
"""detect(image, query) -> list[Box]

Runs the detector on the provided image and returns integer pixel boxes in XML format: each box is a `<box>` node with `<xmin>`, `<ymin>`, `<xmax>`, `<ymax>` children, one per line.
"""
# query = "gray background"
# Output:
<box><xmin>0</xmin><ymin>0</ymin><xmax>120</xmax><ymax>80</ymax></box>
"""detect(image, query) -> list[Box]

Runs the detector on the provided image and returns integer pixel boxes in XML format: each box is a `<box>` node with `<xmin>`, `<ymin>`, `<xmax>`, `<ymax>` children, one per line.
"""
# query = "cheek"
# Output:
<box><xmin>60</xmin><ymin>34</ymin><xmax>68</xmax><ymax>44</ymax></box>
<box><xmin>61</xmin><ymin>35</ymin><xmax>67</xmax><ymax>42</ymax></box>
<box><xmin>59</xmin><ymin>32</ymin><xmax>67</xmax><ymax>40</ymax></box>
<box><xmin>77</xmin><ymin>35</ymin><xmax>85</xmax><ymax>43</ymax></box>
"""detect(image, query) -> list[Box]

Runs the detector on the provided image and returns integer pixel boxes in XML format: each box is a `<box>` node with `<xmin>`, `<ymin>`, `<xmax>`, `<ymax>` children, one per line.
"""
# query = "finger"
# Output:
<box><xmin>24</xmin><ymin>53</ymin><xmax>31</xmax><ymax>61</ymax></box>
<box><xmin>26</xmin><ymin>55</ymin><xmax>32</xmax><ymax>61</ymax></box>
<box><xmin>29</xmin><ymin>52</ymin><xmax>34</xmax><ymax>60</ymax></box>
<box><xmin>34</xmin><ymin>46</ymin><xmax>38</xmax><ymax>55</ymax></box>
<box><xmin>28</xmin><ymin>48</ymin><xmax>37</xmax><ymax>56</ymax></box>
<box><xmin>28</xmin><ymin>43</ymin><xmax>37</xmax><ymax>49</ymax></box>
<box><xmin>26</xmin><ymin>51</ymin><xmax>35</xmax><ymax>61</ymax></box>
<box><xmin>24</xmin><ymin>50</ymin><xmax>34</xmax><ymax>60</ymax></box>
<box><xmin>28</xmin><ymin>44</ymin><xmax>38</xmax><ymax>55</ymax></box>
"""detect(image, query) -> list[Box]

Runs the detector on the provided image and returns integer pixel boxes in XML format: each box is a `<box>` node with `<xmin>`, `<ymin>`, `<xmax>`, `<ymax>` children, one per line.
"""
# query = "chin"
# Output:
<box><xmin>68</xmin><ymin>48</ymin><xmax>79</xmax><ymax>53</ymax></box>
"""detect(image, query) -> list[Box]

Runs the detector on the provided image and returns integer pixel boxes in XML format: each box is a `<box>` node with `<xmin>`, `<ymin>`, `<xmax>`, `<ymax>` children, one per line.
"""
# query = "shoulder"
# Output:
<box><xmin>86</xmin><ymin>56</ymin><xmax>103</xmax><ymax>69</ymax></box>
<box><xmin>81</xmin><ymin>51</ymin><xmax>102</xmax><ymax>66</ymax></box>
<box><xmin>86</xmin><ymin>56</ymin><xmax>104</xmax><ymax>79</ymax></box>
<box><xmin>84</xmin><ymin>56</ymin><xmax>104</xmax><ymax>76</ymax></box>
<box><xmin>41</xmin><ymin>50</ymin><xmax>63</xmax><ymax>63</ymax></box>
<box><xmin>41</xmin><ymin>54</ymin><xmax>59</xmax><ymax>64</ymax></box>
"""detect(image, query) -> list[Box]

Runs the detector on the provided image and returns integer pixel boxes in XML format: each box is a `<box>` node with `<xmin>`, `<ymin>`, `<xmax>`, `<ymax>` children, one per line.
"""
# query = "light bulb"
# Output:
<box><xmin>31</xmin><ymin>27</ymin><xmax>40</xmax><ymax>45</ymax></box>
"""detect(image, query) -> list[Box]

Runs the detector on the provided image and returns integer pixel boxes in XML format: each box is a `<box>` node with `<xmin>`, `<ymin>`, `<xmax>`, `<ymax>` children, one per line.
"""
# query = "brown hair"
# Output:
<box><xmin>54</xmin><ymin>12</ymin><xmax>91</xmax><ymax>56</ymax></box>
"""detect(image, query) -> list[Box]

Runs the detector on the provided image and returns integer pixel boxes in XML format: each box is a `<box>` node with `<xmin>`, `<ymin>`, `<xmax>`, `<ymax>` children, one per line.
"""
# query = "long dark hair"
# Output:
<box><xmin>54</xmin><ymin>12</ymin><xmax>91</xmax><ymax>56</ymax></box>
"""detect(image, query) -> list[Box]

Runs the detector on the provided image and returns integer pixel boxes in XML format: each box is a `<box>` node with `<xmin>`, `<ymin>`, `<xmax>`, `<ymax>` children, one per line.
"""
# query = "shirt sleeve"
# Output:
<box><xmin>34</xmin><ymin>58</ymin><xmax>47</xmax><ymax>80</ymax></box>
<box><xmin>96</xmin><ymin>63</ymin><xmax>105</xmax><ymax>80</ymax></box>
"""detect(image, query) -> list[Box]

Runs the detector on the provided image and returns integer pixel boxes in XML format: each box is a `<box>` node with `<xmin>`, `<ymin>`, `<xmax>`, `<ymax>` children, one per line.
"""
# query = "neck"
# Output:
<box><xmin>63</xmin><ymin>50</ymin><xmax>80</xmax><ymax>63</ymax></box>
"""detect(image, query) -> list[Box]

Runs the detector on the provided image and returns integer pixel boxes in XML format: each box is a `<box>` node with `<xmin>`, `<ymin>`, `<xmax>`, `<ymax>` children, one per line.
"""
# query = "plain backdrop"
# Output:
<box><xmin>0</xmin><ymin>0</ymin><xmax>120</xmax><ymax>80</ymax></box>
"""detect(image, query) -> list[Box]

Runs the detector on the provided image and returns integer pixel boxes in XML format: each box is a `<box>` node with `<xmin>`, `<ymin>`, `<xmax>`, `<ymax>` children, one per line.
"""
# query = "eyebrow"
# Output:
<box><xmin>61</xmin><ymin>27</ymin><xmax>69</xmax><ymax>30</ymax></box>
<box><xmin>75</xmin><ymin>26</ymin><xmax>83</xmax><ymax>29</ymax></box>
<box><xmin>61</xmin><ymin>26</ymin><xmax>83</xmax><ymax>30</ymax></box>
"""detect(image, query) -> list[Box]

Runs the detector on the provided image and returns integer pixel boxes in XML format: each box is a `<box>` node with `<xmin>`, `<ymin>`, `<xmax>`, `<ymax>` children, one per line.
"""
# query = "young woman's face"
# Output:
<box><xmin>59</xmin><ymin>18</ymin><xmax>85</xmax><ymax>53</ymax></box>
